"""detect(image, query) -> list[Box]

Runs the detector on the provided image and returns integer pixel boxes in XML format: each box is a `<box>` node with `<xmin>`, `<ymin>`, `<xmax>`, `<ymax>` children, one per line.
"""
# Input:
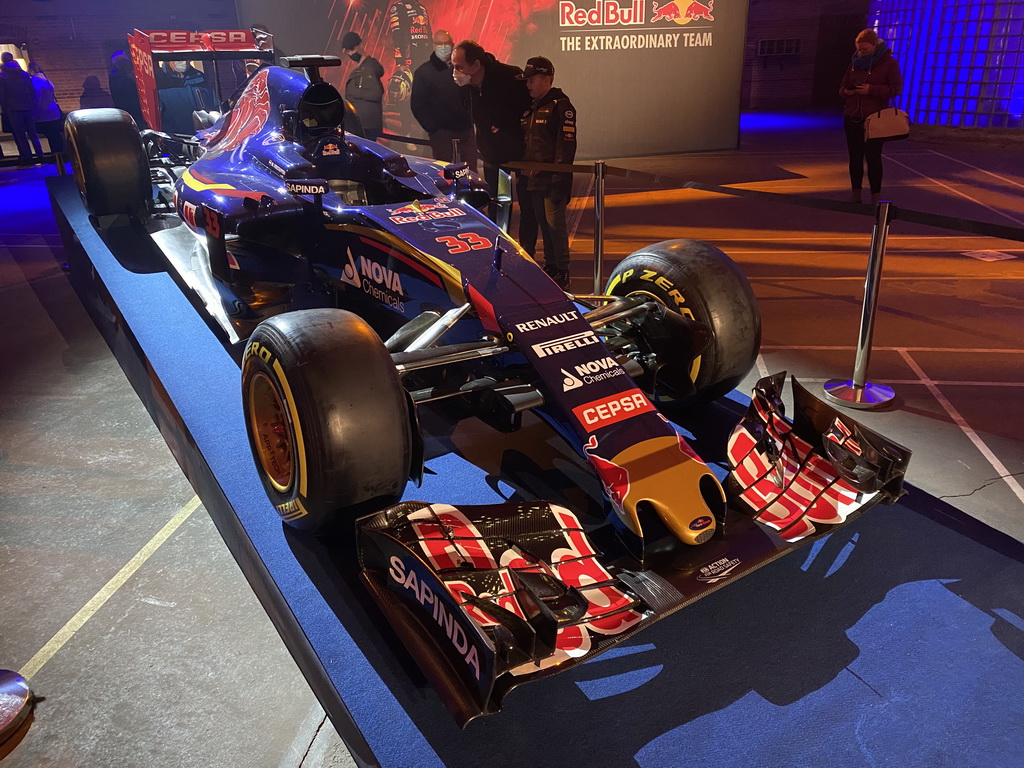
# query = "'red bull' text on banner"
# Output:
<box><xmin>236</xmin><ymin>0</ymin><xmax>748</xmax><ymax>157</ymax></box>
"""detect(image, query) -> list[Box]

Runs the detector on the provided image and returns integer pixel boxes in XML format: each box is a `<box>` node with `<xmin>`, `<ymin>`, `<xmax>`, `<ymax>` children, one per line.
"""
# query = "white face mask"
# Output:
<box><xmin>452</xmin><ymin>69</ymin><xmax>470</xmax><ymax>86</ymax></box>
<box><xmin>171</xmin><ymin>60</ymin><xmax>188</xmax><ymax>73</ymax></box>
<box><xmin>434</xmin><ymin>45</ymin><xmax>452</xmax><ymax>61</ymax></box>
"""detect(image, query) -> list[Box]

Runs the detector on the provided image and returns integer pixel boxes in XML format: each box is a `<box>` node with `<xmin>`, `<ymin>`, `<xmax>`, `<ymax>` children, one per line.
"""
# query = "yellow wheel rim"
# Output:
<box><xmin>248</xmin><ymin>372</ymin><xmax>295</xmax><ymax>493</ymax></box>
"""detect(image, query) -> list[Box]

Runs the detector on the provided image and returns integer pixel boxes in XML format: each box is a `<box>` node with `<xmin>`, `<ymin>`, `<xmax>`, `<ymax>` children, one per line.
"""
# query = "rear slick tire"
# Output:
<box><xmin>64</xmin><ymin>108</ymin><xmax>150</xmax><ymax>218</ymax></box>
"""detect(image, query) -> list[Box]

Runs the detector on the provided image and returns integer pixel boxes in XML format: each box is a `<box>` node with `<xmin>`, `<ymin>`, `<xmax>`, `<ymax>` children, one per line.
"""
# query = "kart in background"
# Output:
<box><xmin>64</xmin><ymin>50</ymin><xmax>910</xmax><ymax>725</ymax></box>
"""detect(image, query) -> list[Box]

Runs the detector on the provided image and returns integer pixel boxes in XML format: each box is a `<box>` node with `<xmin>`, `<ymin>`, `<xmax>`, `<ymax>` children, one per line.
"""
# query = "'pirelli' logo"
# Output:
<box><xmin>531</xmin><ymin>330</ymin><xmax>599</xmax><ymax>358</ymax></box>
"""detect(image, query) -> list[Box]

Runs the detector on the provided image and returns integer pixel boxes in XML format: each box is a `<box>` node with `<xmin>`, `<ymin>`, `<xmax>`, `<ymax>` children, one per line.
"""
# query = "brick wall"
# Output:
<box><xmin>3</xmin><ymin>0</ymin><xmax>864</xmax><ymax>116</ymax></box>
<box><xmin>1</xmin><ymin>0</ymin><xmax>237</xmax><ymax>110</ymax></box>
<box><xmin>742</xmin><ymin>0</ymin><xmax>868</xmax><ymax>110</ymax></box>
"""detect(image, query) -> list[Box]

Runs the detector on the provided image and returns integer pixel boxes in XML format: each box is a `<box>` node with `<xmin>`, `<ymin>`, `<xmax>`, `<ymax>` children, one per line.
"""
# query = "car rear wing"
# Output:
<box><xmin>127</xmin><ymin>29</ymin><xmax>276</xmax><ymax>132</ymax></box>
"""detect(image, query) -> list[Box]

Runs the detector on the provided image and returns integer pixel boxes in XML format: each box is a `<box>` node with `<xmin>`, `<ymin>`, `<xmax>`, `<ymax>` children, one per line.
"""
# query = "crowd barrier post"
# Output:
<box><xmin>593</xmin><ymin>160</ymin><xmax>607</xmax><ymax>293</ymax></box>
<box><xmin>823</xmin><ymin>200</ymin><xmax>897</xmax><ymax>410</ymax></box>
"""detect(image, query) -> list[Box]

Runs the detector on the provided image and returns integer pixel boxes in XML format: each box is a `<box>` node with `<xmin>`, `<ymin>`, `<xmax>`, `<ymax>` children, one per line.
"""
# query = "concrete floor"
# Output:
<box><xmin>1</xmin><ymin>115</ymin><xmax>1023</xmax><ymax>766</ymax></box>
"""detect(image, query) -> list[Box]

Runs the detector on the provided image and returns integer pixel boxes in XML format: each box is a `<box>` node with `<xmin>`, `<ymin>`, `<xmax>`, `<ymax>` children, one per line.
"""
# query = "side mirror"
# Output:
<box><xmin>281</xmin><ymin>109</ymin><xmax>299</xmax><ymax>140</ymax></box>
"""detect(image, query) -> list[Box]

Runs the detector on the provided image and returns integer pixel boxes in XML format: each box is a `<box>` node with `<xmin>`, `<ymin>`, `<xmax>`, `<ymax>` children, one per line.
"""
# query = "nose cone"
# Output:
<box><xmin>602</xmin><ymin>435</ymin><xmax>725</xmax><ymax>546</ymax></box>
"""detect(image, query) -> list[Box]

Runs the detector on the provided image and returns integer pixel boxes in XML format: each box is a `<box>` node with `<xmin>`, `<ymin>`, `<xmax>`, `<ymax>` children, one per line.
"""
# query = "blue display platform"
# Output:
<box><xmin>50</xmin><ymin>175</ymin><xmax>1024</xmax><ymax>768</ymax></box>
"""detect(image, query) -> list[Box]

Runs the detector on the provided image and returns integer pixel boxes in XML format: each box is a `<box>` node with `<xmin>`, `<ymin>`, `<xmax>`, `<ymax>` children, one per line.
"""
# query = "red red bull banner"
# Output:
<box><xmin>237</xmin><ymin>0</ymin><xmax>748</xmax><ymax>156</ymax></box>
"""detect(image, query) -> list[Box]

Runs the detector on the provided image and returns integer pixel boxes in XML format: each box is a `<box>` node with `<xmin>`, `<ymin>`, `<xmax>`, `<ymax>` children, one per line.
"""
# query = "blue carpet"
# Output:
<box><xmin>18</xmin><ymin>167</ymin><xmax>1024</xmax><ymax>767</ymax></box>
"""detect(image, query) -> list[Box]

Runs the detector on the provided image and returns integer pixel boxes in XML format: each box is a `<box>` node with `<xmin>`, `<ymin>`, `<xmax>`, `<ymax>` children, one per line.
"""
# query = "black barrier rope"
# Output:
<box><xmin>502</xmin><ymin>159</ymin><xmax>1024</xmax><ymax>244</ymax></box>
<box><xmin>378</xmin><ymin>132</ymin><xmax>432</xmax><ymax>147</ymax></box>
<box><xmin>503</xmin><ymin>157</ymin><xmax>1024</xmax><ymax>410</ymax></box>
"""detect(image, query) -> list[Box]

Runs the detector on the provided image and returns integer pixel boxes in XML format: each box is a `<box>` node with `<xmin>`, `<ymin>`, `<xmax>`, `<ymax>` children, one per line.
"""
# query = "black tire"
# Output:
<box><xmin>605</xmin><ymin>239</ymin><xmax>761</xmax><ymax>404</ymax></box>
<box><xmin>242</xmin><ymin>309</ymin><xmax>413</xmax><ymax>532</ymax></box>
<box><xmin>64</xmin><ymin>108</ymin><xmax>150</xmax><ymax>218</ymax></box>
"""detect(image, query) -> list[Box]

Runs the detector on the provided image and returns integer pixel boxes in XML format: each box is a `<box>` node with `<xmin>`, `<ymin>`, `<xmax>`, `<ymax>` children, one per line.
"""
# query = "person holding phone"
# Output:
<box><xmin>839</xmin><ymin>28</ymin><xmax>902</xmax><ymax>204</ymax></box>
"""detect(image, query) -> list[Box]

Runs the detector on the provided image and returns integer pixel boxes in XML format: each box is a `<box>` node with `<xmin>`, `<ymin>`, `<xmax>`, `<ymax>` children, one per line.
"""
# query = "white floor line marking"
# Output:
<box><xmin>750</xmin><ymin>276</ymin><xmax>1024</xmax><ymax>282</ymax></box>
<box><xmin>898</xmin><ymin>349</ymin><xmax>1024</xmax><ymax>507</ymax></box>
<box><xmin>755</xmin><ymin>352</ymin><xmax>769</xmax><ymax>378</ymax></box>
<box><xmin>699</xmin><ymin>235</ymin><xmax>999</xmax><ymax>241</ymax></box>
<box><xmin>761</xmin><ymin>344</ymin><xmax>1024</xmax><ymax>353</ymax></box>
<box><xmin>723</xmin><ymin>249</ymin><xmax>1021</xmax><ymax>255</ymax></box>
<box><xmin>886</xmin><ymin>156</ymin><xmax>1024</xmax><ymax>228</ymax></box>
<box><xmin>19</xmin><ymin>495</ymin><xmax>202</xmax><ymax>680</ymax></box>
<box><xmin>928</xmin><ymin>149</ymin><xmax>1024</xmax><ymax>192</ymax></box>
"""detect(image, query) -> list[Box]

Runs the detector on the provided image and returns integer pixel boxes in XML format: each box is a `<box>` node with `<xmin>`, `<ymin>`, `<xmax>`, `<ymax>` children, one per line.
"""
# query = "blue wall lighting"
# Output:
<box><xmin>869</xmin><ymin>0</ymin><xmax>1024</xmax><ymax>128</ymax></box>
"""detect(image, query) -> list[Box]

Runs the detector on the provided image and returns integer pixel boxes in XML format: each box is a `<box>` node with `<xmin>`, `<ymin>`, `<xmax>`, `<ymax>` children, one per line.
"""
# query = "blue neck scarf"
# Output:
<box><xmin>852</xmin><ymin>43</ymin><xmax>889</xmax><ymax>71</ymax></box>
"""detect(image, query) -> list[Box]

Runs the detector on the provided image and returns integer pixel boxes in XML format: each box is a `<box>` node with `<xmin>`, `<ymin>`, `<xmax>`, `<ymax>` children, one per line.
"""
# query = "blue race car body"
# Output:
<box><xmin>66</xmin><ymin>54</ymin><xmax>911</xmax><ymax>725</ymax></box>
<box><xmin>173</xmin><ymin>61</ymin><xmax>727</xmax><ymax>549</ymax></box>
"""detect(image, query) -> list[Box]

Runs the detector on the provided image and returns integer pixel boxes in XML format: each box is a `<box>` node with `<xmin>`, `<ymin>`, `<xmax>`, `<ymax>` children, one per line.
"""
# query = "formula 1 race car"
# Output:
<box><xmin>64</xmin><ymin>51</ymin><xmax>911</xmax><ymax>725</ymax></box>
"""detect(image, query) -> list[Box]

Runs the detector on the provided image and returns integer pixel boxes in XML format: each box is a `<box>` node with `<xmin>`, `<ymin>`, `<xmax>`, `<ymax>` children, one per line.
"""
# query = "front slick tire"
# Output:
<box><xmin>242</xmin><ymin>309</ymin><xmax>412</xmax><ymax>533</ymax></box>
<box><xmin>606</xmin><ymin>239</ymin><xmax>761</xmax><ymax>405</ymax></box>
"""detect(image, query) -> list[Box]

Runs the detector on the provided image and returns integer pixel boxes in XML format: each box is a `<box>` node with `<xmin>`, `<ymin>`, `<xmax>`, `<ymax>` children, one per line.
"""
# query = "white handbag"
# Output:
<box><xmin>864</xmin><ymin>107</ymin><xmax>910</xmax><ymax>141</ymax></box>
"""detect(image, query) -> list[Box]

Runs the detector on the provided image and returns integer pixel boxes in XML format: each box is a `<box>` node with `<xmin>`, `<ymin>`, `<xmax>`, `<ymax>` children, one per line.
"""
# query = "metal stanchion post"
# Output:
<box><xmin>593</xmin><ymin>160</ymin><xmax>606</xmax><ymax>294</ymax></box>
<box><xmin>824</xmin><ymin>200</ymin><xmax>897</xmax><ymax>409</ymax></box>
<box><xmin>495</xmin><ymin>168</ymin><xmax>513</xmax><ymax>234</ymax></box>
<box><xmin>451</xmin><ymin>138</ymin><xmax>461</xmax><ymax>164</ymax></box>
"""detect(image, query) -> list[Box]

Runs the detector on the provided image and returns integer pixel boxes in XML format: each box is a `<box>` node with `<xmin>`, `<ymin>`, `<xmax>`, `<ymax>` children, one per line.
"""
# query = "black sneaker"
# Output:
<box><xmin>544</xmin><ymin>266</ymin><xmax>571</xmax><ymax>290</ymax></box>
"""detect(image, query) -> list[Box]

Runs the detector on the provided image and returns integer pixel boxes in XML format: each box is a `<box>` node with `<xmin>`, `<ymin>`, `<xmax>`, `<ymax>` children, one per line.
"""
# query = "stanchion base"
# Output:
<box><xmin>823</xmin><ymin>379</ymin><xmax>896</xmax><ymax>410</ymax></box>
<box><xmin>0</xmin><ymin>670</ymin><xmax>33</xmax><ymax>745</ymax></box>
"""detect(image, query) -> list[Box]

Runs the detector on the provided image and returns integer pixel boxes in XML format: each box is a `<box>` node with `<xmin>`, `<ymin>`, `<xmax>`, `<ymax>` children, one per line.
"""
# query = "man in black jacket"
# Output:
<box><xmin>341</xmin><ymin>31</ymin><xmax>385</xmax><ymax>141</ymax></box>
<box><xmin>518</xmin><ymin>57</ymin><xmax>576</xmax><ymax>289</ymax></box>
<box><xmin>452</xmin><ymin>40</ymin><xmax>530</xmax><ymax>220</ymax></box>
<box><xmin>411</xmin><ymin>30</ymin><xmax>477</xmax><ymax>170</ymax></box>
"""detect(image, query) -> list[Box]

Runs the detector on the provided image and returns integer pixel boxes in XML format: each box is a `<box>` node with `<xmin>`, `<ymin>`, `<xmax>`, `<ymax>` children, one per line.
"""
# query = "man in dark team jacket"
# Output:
<box><xmin>341</xmin><ymin>31</ymin><xmax>386</xmax><ymax>141</ymax></box>
<box><xmin>452</xmin><ymin>40</ymin><xmax>530</xmax><ymax>220</ymax></box>
<box><xmin>411</xmin><ymin>29</ymin><xmax>478</xmax><ymax>170</ymax></box>
<box><xmin>518</xmin><ymin>56</ymin><xmax>576</xmax><ymax>289</ymax></box>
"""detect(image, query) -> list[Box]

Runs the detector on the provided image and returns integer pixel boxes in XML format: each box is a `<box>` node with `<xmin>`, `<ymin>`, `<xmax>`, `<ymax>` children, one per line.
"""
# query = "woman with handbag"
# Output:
<box><xmin>839</xmin><ymin>29</ymin><xmax>902</xmax><ymax>204</ymax></box>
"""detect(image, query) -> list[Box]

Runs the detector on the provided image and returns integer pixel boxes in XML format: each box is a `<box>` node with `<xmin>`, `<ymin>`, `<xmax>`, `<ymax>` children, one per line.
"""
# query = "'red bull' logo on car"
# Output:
<box><xmin>573</xmin><ymin>388</ymin><xmax>655</xmax><ymax>430</ymax></box>
<box><xmin>388</xmin><ymin>200</ymin><xmax>467</xmax><ymax>224</ymax></box>
<box><xmin>560</xmin><ymin>0</ymin><xmax>645</xmax><ymax>26</ymax></box>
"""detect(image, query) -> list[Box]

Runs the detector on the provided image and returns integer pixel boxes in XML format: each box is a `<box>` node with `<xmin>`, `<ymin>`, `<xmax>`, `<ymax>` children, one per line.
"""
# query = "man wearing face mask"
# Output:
<box><xmin>155</xmin><ymin>59</ymin><xmax>214</xmax><ymax>134</ymax></box>
<box><xmin>411</xmin><ymin>30</ymin><xmax>478</xmax><ymax>170</ymax></box>
<box><xmin>451</xmin><ymin>40</ymin><xmax>530</xmax><ymax>220</ymax></box>
<box><xmin>341</xmin><ymin>31</ymin><xmax>385</xmax><ymax>141</ymax></box>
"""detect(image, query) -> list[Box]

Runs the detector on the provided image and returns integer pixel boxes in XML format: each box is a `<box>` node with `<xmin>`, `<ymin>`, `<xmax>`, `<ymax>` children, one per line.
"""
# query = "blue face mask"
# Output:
<box><xmin>435</xmin><ymin>45</ymin><xmax>452</xmax><ymax>61</ymax></box>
